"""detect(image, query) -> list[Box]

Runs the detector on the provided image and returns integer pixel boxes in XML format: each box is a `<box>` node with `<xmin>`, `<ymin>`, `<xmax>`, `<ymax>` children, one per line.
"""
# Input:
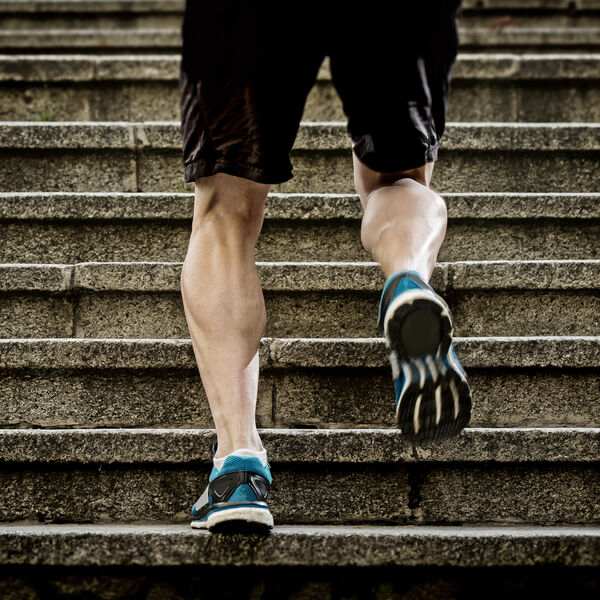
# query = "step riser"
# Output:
<box><xmin>0</xmin><ymin>31</ymin><xmax>597</xmax><ymax>52</ymax></box>
<box><xmin>2</xmin><ymin>289</ymin><xmax>598</xmax><ymax>339</ymax></box>
<box><xmin>2</xmin><ymin>13</ymin><xmax>598</xmax><ymax>31</ymax></box>
<box><xmin>2</xmin><ymin>220</ymin><xmax>598</xmax><ymax>262</ymax></box>
<box><xmin>0</xmin><ymin>15</ymin><xmax>184</xmax><ymax>30</ymax></box>
<box><xmin>2</xmin><ymin>521</ymin><xmax>600</xmax><ymax>568</ymax></box>
<box><xmin>1</xmin><ymin>149</ymin><xmax>598</xmax><ymax>193</ymax></box>
<box><xmin>1</xmin><ymin>462</ymin><xmax>598</xmax><ymax>525</ymax></box>
<box><xmin>3</xmin><ymin>80</ymin><xmax>598</xmax><ymax>123</ymax></box>
<box><xmin>2</xmin><ymin>366</ymin><xmax>598</xmax><ymax>429</ymax></box>
<box><xmin>1</xmin><ymin>567</ymin><xmax>599</xmax><ymax>599</ymax></box>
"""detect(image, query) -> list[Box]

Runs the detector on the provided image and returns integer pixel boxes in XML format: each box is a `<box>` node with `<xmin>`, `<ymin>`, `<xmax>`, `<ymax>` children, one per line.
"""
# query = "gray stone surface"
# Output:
<box><xmin>1</xmin><ymin>260</ymin><xmax>588</xmax><ymax>292</ymax></box>
<box><xmin>1</xmin><ymin>123</ymin><xmax>599</xmax><ymax>193</ymax></box>
<box><xmin>4</xmin><ymin>54</ymin><xmax>600</xmax><ymax>84</ymax></box>
<box><xmin>1</xmin><ymin>193</ymin><xmax>598</xmax><ymax>264</ymax></box>
<box><xmin>0</xmin><ymin>463</ymin><xmax>413</xmax><ymax>524</ymax></box>
<box><xmin>3</xmin><ymin>191</ymin><xmax>598</xmax><ymax>221</ymax></box>
<box><xmin>0</xmin><ymin>336</ymin><xmax>597</xmax><ymax>369</ymax></box>
<box><xmin>0</xmin><ymin>0</ymin><xmax>597</xmax><ymax>13</ymax></box>
<box><xmin>268</xmin><ymin>337</ymin><xmax>600</xmax><ymax>368</ymax></box>
<box><xmin>1</xmin><ymin>363</ymin><xmax>598</xmax><ymax>429</ymax></box>
<box><xmin>0</xmin><ymin>28</ymin><xmax>597</xmax><ymax>52</ymax></box>
<box><xmin>2</xmin><ymin>261</ymin><xmax>598</xmax><ymax>337</ymax></box>
<box><xmin>0</xmin><ymin>294</ymin><xmax>73</xmax><ymax>337</ymax></box>
<box><xmin>0</xmin><ymin>429</ymin><xmax>597</xmax><ymax>524</ymax></box>
<box><xmin>2</xmin><ymin>55</ymin><xmax>599</xmax><ymax>122</ymax></box>
<box><xmin>419</xmin><ymin>466</ymin><xmax>600</xmax><ymax>524</ymax></box>
<box><xmin>0</xmin><ymin>150</ymin><xmax>138</xmax><ymax>192</ymax></box>
<box><xmin>1</xmin><ymin>427</ymin><xmax>598</xmax><ymax>464</ymax></box>
<box><xmin>272</xmin><ymin>368</ymin><xmax>600</xmax><ymax>428</ymax></box>
<box><xmin>0</xmin><ymin>523</ymin><xmax>599</xmax><ymax>567</ymax></box>
<box><xmin>2</xmin><ymin>213</ymin><xmax>599</xmax><ymax>263</ymax></box>
<box><xmin>2</xmin><ymin>122</ymin><xmax>598</xmax><ymax>152</ymax></box>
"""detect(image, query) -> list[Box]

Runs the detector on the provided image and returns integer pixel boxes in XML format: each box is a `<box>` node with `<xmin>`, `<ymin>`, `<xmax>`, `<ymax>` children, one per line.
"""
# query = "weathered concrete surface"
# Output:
<box><xmin>2</xmin><ymin>214</ymin><xmax>599</xmax><ymax>263</ymax></box>
<box><xmin>0</xmin><ymin>123</ymin><xmax>598</xmax><ymax>193</ymax></box>
<box><xmin>2</xmin><ymin>55</ymin><xmax>599</xmax><ymax>122</ymax></box>
<box><xmin>271</xmin><ymin>367</ymin><xmax>600</xmax><ymax>429</ymax></box>
<box><xmin>0</xmin><ymin>336</ymin><xmax>596</xmax><ymax>425</ymax></box>
<box><xmin>0</xmin><ymin>429</ymin><xmax>597</xmax><ymax>524</ymax></box>
<box><xmin>1</xmin><ymin>261</ymin><xmax>598</xmax><ymax>337</ymax></box>
<box><xmin>1</xmin><ymin>428</ymin><xmax>598</xmax><ymax>464</ymax></box>
<box><xmin>267</xmin><ymin>337</ymin><xmax>600</xmax><ymax>369</ymax></box>
<box><xmin>0</xmin><ymin>337</ymin><xmax>598</xmax><ymax>370</ymax></box>
<box><xmin>2</xmin><ymin>192</ymin><xmax>600</xmax><ymax>221</ymax></box>
<box><xmin>4</xmin><ymin>54</ymin><xmax>600</xmax><ymax>84</ymax></box>
<box><xmin>0</xmin><ymin>364</ymin><xmax>598</xmax><ymax>429</ymax></box>
<box><xmin>1</xmin><ymin>193</ymin><xmax>598</xmax><ymax>263</ymax></box>
<box><xmin>0</xmin><ymin>28</ymin><xmax>597</xmax><ymax>52</ymax></box>
<box><xmin>1</xmin><ymin>523</ymin><xmax>599</xmax><ymax>568</ymax></box>
<box><xmin>0</xmin><ymin>462</ymin><xmax>597</xmax><ymax>523</ymax></box>
<box><xmin>0</xmin><ymin>0</ymin><xmax>598</xmax><ymax>13</ymax></box>
<box><xmin>0</xmin><ymin>259</ymin><xmax>583</xmax><ymax>292</ymax></box>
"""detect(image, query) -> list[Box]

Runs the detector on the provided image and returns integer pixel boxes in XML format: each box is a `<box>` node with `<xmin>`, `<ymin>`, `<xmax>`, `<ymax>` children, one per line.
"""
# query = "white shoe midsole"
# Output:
<box><xmin>191</xmin><ymin>506</ymin><xmax>274</xmax><ymax>530</ymax></box>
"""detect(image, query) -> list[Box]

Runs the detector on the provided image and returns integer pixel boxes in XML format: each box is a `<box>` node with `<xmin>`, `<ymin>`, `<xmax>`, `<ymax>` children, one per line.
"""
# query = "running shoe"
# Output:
<box><xmin>190</xmin><ymin>444</ymin><xmax>274</xmax><ymax>532</ymax></box>
<box><xmin>378</xmin><ymin>270</ymin><xmax>472</xmax><ymax>443</ymax></box>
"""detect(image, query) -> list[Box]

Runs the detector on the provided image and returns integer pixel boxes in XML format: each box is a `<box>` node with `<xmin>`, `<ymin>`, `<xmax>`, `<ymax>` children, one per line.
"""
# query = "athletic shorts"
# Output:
<box><xmin>180</xmin><ymin>0</ymin><xmax>463</xmax><ymax>184</ymax></box>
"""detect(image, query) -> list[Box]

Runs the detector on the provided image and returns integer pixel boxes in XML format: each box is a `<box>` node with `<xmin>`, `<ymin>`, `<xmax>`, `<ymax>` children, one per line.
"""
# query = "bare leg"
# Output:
<box><xmin>354</xmin><ymin>152</ymin><xmax>447</xmax><ymax>282</ymax></box>
<box><xmin>180</xmin><ymin>173</ymin><xmax>270</xmax><ymax>459</ymax></box>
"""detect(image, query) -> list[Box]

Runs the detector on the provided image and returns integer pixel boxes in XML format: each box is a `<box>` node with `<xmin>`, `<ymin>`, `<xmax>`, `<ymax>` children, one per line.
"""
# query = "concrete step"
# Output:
<box><xmin>1</xmin><ymin>260</ymin><xmax>598</xmax><ymax>339</ymax></box>
<box><xmin>1</xmin><ymin>122</ymin><xmax>598</xmax><ymax>193</ymax></box>
<box><xmin>0</xmin><ymin>427</ymin><xmax>598</xmax><ymax>524</ymax></box>
<box><xmin>2</xmin><ymin>54</ymin><xmax>599</xmax><ymax>122</ymax></box>
<box><xmin>1</xmin><ymin>523</ymin><xmax>599</xmax><ymax>568</ymax></box>
<box><xmin>1</xmin><ymin>192</ymin><xmax>598</xmax><ymax>263</ymax></box>
<box><xmin>1</xmin><ymin>27</ymin><xmax>596</xmax><ymax>53</ymax></box>
<box><xmin>0</xmin><ymin>1</ymin><xmax>598</xmax><ymax>52</ymax></box>
<box><xmin>1</xmin><ymin>337</ymin><xmax>598</xmax><ymax>429</ymax></box>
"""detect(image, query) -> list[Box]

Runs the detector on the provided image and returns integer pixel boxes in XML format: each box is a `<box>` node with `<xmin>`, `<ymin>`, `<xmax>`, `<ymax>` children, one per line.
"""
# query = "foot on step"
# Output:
<box><xmin>190</xmin><ymin>444</ymin><xmax>274</xmax><ymax>532</ymax></box>
<box><xmin>378</xmin><ymin>270</ymin><xmax>472</xmax><ymax>444</ymax></box>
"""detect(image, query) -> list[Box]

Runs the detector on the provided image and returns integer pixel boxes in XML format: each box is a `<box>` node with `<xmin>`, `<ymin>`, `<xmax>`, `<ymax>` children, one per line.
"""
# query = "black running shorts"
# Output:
<box><xmin>180</xmin><ymin>0</ymin><xmax>463</xmax><ymax>184</ymax></box>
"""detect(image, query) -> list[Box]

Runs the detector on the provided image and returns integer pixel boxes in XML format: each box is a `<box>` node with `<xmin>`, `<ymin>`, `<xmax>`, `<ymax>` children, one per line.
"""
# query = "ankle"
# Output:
<box><xmin>214</xmin><ymin>432</ymin><xmax>264</xmax><ymax>459</ymax></box>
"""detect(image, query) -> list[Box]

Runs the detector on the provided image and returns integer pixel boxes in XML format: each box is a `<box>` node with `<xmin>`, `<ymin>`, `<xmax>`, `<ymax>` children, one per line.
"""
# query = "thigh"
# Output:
<box><xmin>180</xmin><ymin>0</ymin><xmax>325</xmax><ymax>184</ymax></box>
<box><xmin>329</xmin><ymin>0</ymin><xmax>463</xmax><ymax>175</ymax></box>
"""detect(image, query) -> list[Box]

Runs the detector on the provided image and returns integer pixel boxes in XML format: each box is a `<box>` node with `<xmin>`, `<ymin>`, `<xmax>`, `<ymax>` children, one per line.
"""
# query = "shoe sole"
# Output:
<box><xmin>384</xmin><ymin>290</ymin><xmax>472</xmax><ymax>444</ymax></box>
<box><xmin>191</xmin><ymin>506</ymin><xmax>274</xmax><ymax>533</ymax></box>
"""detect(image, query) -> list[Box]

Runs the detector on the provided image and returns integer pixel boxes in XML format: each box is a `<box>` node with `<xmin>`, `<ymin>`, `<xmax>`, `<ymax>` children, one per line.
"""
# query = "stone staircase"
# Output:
<box><xmin>1</xmin><ymin>0</ymin><xmax>600</xmax><ymax>597</ymax></box>
<box><xmin>0</xmin><ymin>0</ymin><xmax>599</xmax><ymax>53</ymax></box>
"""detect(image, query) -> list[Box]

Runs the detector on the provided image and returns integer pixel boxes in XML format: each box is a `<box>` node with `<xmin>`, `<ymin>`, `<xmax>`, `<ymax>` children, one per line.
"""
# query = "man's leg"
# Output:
<box><xmin>354</xmin><ymin>152</ymin><xmax>471</xmax><ymax>443</ymax></box>
<box><xmin>180</xmin><ymin>173</ymin><xmax>270</xmax><ymax>459</ymax></box>
<box><xmin>355</xmin><ymin>155</ymin><xmax>447</xmax><ymax>281</ymax></box>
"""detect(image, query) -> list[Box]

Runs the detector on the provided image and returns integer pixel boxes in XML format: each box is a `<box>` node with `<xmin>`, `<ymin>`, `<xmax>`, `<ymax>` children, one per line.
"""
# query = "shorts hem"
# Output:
<box><xmin>352</xmin><ymin>138</ymin><xmax>440</xmax><ymax>174</ymax></box>
<box><xmin>184</xmin><ymin>157</ymin><xmax>293</xmax><ymax>185</ymax></box>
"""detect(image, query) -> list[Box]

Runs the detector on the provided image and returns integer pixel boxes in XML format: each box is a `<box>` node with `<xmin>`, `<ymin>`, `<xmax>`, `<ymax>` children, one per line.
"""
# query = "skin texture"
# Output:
<box><xmin>180</xmin><ymin>150</ymin><xmax>448</xmax><ymax>458</ymax></box>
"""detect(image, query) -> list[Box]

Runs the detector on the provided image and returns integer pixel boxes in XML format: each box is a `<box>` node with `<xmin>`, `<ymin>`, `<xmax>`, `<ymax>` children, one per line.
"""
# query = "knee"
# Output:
<box><xmin>190</xmin><ymin>175</ymin><xmax>269</xmax><ymax>241</ymax></box>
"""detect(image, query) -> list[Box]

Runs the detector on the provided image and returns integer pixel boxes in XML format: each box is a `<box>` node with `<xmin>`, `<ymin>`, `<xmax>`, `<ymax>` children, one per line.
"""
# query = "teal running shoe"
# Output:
<box><xmin>190</xmin><ymin>444</ymin><xmax>274</xmax><ymax>532</ymax></box>
<box><xmin>378</xmin><ymin>270</ymin><xmax>472</xmax><ymax>443</ymax></box>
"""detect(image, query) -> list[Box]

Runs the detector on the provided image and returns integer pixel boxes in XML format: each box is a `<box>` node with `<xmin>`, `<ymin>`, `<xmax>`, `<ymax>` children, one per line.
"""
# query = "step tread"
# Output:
<box><xmin>1</xmin><ymin>29</ymin><xmax>597</xmax><ymax>51</ymax></box>
<box><xmin>2</xmin><ymin>192</ymin><xmax>598</xmax><ymax>220</ymax></box>
<box><xmin>2</xmin><ymin>53</ymin><xmax>600</xmax><ymax>81</ymax></box>
<box><xmin>1</xmin><ymin>0</ymin><xmax>599</xmax><ymax>12</ymax></box>
<box><xmin>1</xmin><ymin>259</ymin><xmax>598</xmax><ymax>292</ymax></box>
<box><xmin>0</xmin><ymin>522</ymin><xmax>599</xmax><ymax>567</ymax></box>
<box><xmin>0</xmin><ymin>336</ymin><xmax>598</xmax><ymax>369</ymax></box>
<box><xmin>1</xmin><ymin>427</ymin><xmax>599</xmax><ymax>464</ymax></box>
<box><xmin>1</xmin><ymin>121</ymin><xmax>599</xmax><ymax>151</ymax></box>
